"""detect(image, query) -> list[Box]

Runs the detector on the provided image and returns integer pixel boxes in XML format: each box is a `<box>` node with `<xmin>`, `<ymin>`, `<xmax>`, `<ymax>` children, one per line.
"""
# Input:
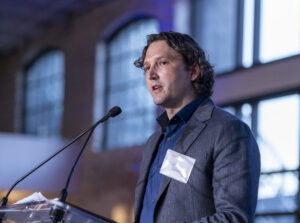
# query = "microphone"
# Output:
<box><xmin>50</xmin><ymin>106</ymin><xmax>122</xmax><ymax>222</ymax></box>
<box><xmin>58</xmin><ymin>106</ymin><xmax>122</xmax><ymax>203</ymax></box>
<box><xmin>108</xmin><ymin>106</ymin><xmax>122</xmax><ymax>117</ymax></box>
<box><xmin>0</xmin><ymin>106</ymin><xmax>122</xmax><ymax>209</ymax></box>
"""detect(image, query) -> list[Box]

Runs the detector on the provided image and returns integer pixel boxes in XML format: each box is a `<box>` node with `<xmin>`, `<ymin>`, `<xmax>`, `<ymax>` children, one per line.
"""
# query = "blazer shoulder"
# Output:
<box><xmin>193</xmin><ymin>98</ymin><xmax>250</xmax><ymax>133</ymax></box>
<box><xmin>206</xmin><ymin>105</ymin><xmax>255</xmax><ymax>144</ymax></box>
<box><xmin>212</xmin><ymin>105</ymin><xmax>240</xmax><ymax>122</ymax></box>
<box><xmin>211</xmin><ymin>105</ymin><xmax>248</xmax><ymax>126</ymax></box>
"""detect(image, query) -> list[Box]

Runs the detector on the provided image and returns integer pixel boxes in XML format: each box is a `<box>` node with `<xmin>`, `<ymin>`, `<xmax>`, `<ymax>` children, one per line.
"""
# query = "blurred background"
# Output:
<box><xmin>0</xmin><ymin>0</ymin><xmax>299</xmax><ymax>222</ymax></box>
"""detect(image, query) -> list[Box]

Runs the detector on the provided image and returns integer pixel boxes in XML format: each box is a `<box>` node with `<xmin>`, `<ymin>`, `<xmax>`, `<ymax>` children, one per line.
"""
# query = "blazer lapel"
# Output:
<box><xmin>156</xmin><ymin>98</ymin><xmax>215</xmax><ymax>202</ymax></box>
<box><xmin>138</xmin><ymin>131</ymin><xmax>162</xmax><ymax>184</ymax></box>
<box><xmin>174</xmin><ymin>121</ymin><xmax>206</xmax><ymax>154</ymax></box>
<box><xmin>174</xmin><ymin>98</ymin><xmax>214</xmax><ymax>154</ymax></box>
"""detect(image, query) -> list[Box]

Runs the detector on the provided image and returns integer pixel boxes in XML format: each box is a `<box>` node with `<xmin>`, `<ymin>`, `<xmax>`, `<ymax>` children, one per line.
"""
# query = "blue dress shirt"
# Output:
<box><xmin>139</xmin><ymin>97</ymin><xmax>204</xmax><ymax>223</ymax></box>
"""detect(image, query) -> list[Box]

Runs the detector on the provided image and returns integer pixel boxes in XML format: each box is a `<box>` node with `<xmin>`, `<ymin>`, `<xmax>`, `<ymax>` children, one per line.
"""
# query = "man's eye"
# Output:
<box><xmin>160</xmin><ymin>61</ymin><xmax>168</xmax><ymax>65</ymax></box>
<box><xmin>144</xmin><ymin>66</ymin><xmax>150</xmax><ymax>71</ymax></box>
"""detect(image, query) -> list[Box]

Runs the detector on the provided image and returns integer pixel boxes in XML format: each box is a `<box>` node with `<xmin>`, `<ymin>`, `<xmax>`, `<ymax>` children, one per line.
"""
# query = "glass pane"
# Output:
<box><xmin>24</xmin><ymin>51</ymin><xmax>64</xmax><ymax>137</ymax></box>
<box><xmin>258</xmin><ymin>171</ymin><xmax>298</xmax><ymax>203</ymax></box>
<box><xmin>260</xmin><ymin>0</ymin><xmax>300</xmax><ymax>62</ymax></box>
<box><xmin>243</xmin><ymin>0</ymin><xmax>255</xmax><ymax>67</ymax></box>
<box><xmin>257</xmin><ymin>95</ymin><xmax>299</xmax><ymax>218</ymax></box>
<box><xmin>241</xmin><ymin>103</ymin><xmax>252</xmax><ymax>129</ymax></box>
<box><xmin>257</xmin><ymin>94</ymin><xmax>299</xmax><ymax>172</ymax></box>
<box><xmin>255</xmin><ymin>215</ymin><xmax>295</xmax><ymax>223</ymax></box>
<box><xmin>193</xmin><ymin>0</ymin><xmax>238</xmax><ymax>74</ymax></box>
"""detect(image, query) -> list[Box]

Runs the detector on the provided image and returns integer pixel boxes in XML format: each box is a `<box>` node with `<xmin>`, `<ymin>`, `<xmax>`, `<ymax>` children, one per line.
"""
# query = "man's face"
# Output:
<box><xmin>143</xmin><ymin>40</ymin><xmax>198</xmax><ymax>112</ymax></box>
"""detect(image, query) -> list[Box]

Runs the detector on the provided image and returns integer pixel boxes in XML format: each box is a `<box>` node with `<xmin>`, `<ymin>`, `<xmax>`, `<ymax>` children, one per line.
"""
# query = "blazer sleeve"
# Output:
<box><xmin>199</xmin><ymin>118</ymin><xmax>261</xmax><ymax>223</ymax></box>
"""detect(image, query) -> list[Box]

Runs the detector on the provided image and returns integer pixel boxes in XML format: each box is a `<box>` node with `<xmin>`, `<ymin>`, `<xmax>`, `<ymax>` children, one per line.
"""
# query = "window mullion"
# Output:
<box><xmin>236</xmin><ymin>0</ymin><xmax>245</xmax><ymax>69</ymax></box>
<box><xmin>251</xmin><ymin>101</ymin><xmax>258</xmax><ymax>139</ymax></box>
<box><xmin>253</xmin><ymin>0</ymin><xmax>261</xmax><ymax>65</ymax></box>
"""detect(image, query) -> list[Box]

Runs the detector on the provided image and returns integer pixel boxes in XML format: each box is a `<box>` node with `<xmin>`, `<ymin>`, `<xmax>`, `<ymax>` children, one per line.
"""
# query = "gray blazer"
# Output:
<box><xmin>134</xmin><ymin>98</ymin><xmax>260</xmax><ymax>223</ymax></box>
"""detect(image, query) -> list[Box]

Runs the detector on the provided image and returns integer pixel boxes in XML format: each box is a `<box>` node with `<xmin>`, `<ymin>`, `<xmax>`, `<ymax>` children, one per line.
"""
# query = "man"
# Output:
<box><xmin>133</xmin><ymin>31</ymin><xmax>260</xmax><ymax>223</ymax></box>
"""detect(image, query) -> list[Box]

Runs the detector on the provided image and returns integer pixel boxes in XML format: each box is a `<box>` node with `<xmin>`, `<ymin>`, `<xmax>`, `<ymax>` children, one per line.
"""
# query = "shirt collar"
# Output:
<box><xmin>157</xmin><ymin>96</ymin><xmax>205</xmax><ymax>132</ymax></box>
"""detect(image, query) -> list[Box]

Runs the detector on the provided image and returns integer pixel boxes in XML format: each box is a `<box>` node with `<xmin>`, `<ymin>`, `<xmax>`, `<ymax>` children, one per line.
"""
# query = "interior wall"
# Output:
<box><xmin>213</xmin><ymin>55</ymin><xmax>300</xmax><ymax>105</ymax></box>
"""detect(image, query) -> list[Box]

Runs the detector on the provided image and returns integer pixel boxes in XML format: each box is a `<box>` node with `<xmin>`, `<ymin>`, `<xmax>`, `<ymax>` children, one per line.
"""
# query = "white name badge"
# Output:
<box><xmin>160</xmin><ymin>149</ymin><xmax>196</xmax><ymax>184</ymax></box>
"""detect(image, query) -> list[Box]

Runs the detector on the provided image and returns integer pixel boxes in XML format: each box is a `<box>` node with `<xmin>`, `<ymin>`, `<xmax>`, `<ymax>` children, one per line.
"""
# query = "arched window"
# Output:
<box><xmin>24</xmin><ymin>50</ymin><xmax>65</xmax><ymax>137</ymax></box>
<box><xmin>94</xmin><ymin>18</ymin><xmax>159</xmax><ymax>150</ymax></box>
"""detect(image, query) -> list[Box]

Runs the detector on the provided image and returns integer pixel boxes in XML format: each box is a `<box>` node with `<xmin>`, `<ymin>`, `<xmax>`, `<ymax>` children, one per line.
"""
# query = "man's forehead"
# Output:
<box><xmin>146</xmin><ymin>40</ymin><xmax>171</xmax><ymax>54</ymax></box>
<box><xmin>144</xmin><ymin>41</ymin><xmax>181</xmax><ymax>63</ymax></box>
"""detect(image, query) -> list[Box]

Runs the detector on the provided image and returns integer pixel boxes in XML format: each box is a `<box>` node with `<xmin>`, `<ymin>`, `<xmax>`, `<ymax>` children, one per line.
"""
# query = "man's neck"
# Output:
<box><xmin>165</xmin><ymin>109</ymin><xmax>178</xmax><ymax>120</ymax></box>
<box><xmin>165</xmin><ymin>96</ymin><xmax>198</xmax><ymax>120</ymax></box>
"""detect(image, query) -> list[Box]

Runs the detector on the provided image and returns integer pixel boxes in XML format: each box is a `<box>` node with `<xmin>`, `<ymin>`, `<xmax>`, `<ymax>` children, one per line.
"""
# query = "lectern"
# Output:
<box><xmin>0</xmin><ymin>199</ymin><xmax>116</xmax><ymax>223</ymax></box>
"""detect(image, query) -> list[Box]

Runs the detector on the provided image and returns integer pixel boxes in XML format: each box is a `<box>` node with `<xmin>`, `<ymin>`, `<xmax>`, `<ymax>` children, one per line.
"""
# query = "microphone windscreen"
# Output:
<box><xmin>108</xmin><ymin>106</ymin><xmax>122</xmax><ymax>117</ymax></box>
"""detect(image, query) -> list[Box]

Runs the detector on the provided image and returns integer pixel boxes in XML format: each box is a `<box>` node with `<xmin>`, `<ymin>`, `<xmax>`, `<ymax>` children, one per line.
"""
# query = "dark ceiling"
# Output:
<box><xmin>0</xmin><ymin>0</ymin><xmax>107</xmax><ymax>57</ymax></box>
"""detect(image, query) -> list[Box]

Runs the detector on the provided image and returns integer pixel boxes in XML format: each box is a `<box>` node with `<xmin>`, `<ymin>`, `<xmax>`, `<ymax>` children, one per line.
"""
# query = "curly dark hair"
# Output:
<box><xmin>134</xmin><ymin>31</ymin><xmax>215</xmax><ymax>97</ymax></box>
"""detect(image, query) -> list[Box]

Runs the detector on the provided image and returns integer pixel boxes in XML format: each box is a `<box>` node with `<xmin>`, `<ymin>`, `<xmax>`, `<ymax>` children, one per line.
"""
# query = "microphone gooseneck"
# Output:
<box><xmin>58</xmin><ymin>128</ymin><xmax>95</xmax><ymax>203</ymax></box>
<box><xmin>51</xmin><ymin>106</ymin><xmax>121</xmax><ymax>222</ymax></box>
<box><xmin>0</xmin><ymin>106</ymin><xmax>122</xmax><ymax>210</ymax></box>
<box><xmin>59</xmin><ymin>106</ymin><xmax>122</xmax><ymax>203</ymax></box>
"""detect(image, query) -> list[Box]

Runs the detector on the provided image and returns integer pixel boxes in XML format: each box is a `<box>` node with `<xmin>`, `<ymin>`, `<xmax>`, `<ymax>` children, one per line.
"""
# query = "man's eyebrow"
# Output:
<box><xmin>144</xmin><ymin>56</ymin><xmax>170</xmax><ymax>65</ymax></box>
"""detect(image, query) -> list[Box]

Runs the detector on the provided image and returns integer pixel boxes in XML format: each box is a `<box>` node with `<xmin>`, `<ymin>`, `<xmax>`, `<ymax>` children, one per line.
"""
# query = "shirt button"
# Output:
<box><xmin>167</xmin><ymin>137</ymin><xmax>171</xmax><ymax>142</ymax></box>
<box><xmin>152</xmin><ymin>199</ymin><xmax>155</xmax><ymax>203</ymax></box>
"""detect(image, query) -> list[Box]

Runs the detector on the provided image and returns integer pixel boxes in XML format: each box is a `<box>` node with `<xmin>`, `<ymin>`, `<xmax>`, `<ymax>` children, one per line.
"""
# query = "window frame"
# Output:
<box><xmin>191</xmin><ymin>0</ymin><xmax>300</xmax><ymax>75</ymax></box>
<box><xmin>221</xmin><ymin>90</ymin><xmax>300</xmax><ymax>221</ymax></box>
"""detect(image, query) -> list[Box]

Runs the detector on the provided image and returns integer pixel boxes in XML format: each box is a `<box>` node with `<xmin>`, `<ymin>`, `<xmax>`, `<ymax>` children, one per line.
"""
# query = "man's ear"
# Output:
<box><xmin>190</xmin><ymin>63</ymin><xmax>200</xmax><ymax>81</ymax></box>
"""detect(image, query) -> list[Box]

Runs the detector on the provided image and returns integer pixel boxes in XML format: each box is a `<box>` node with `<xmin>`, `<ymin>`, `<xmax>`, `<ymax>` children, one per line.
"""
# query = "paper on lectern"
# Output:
<box><xmin>14</xmin><ymin>192</ymin><xmax>48</xmax><ymax>204</ymax></box>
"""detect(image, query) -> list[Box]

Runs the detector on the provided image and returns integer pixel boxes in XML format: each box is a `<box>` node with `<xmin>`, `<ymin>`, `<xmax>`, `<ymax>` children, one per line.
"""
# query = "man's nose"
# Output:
<box><xmin>148</xmin><ymin>66</ymin><xmax>158</xmax><ymax>80</ymax></box>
